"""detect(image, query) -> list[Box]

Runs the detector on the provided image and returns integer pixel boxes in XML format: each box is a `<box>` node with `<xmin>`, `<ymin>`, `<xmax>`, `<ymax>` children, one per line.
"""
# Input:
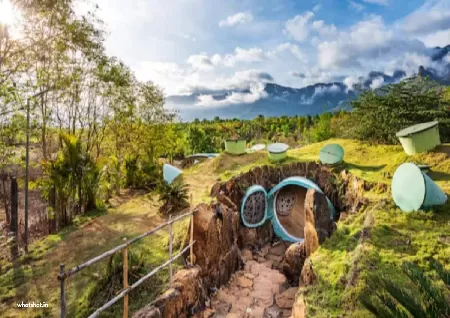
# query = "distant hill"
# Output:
<box><xmin>167</xmin><ymin>46</ymin><xmax>450</xmax><ymax>121</ymax></box>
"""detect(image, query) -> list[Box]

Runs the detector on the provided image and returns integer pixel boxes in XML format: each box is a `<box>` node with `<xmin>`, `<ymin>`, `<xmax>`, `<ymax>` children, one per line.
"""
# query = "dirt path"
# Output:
<box><xmin>202</xmin><ymin>243</ymin><xmax>297</xmax><ymax>318</ymax></box>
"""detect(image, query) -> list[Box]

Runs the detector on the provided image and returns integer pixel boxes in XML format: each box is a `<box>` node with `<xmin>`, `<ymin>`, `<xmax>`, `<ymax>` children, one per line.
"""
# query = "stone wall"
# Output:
<box><xmin>210</xmin><ymin>162</ymin><xmax>377</xmax><ymax>218</ymax></box>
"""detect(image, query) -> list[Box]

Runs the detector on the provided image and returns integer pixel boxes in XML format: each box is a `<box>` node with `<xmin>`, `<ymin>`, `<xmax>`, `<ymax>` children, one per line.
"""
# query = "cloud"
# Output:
<box><xmin>184</xmin><ymin>70</ymin><xmax>274</xmax><ymax>95</ymax></box>
<box><xmin>290</xmin><ymin>69</ymin><xmax>344</xmax><ymax>84</ymax></box>
<box><xmin>228</xmin><ymin>47</ymin><xmax>266</xmax><ymax>64</ymax></box>
<box><xmin>312</xmin><ymin>4</ymin><xmax>321</xmax><ymax>12</ymax></box>
<box><xmin>348</xmin><ymin>0</ymin><xmax>365</xmax><ymax>12</ymax></box>
<box><xmin>445</xmin><ymin>54</ymin><xmax>450</xmax><ymax>64</ymax></box>
<box><xmin>187</xmin><ymin>44</ymin><xmax>306</xmax><ymax>70</ymax></box>
<box><xmin>187</xmin><ymin>54</ymin><xmax>214</xmax><ymax>70</ymax></box>
<box><xmin>300</xmin><ymin>83</ymin><xmax>342</xmax><ymax>105</ymax></box>
<box><xmin>363</xmin><ymin>0</ymin><xmax>388</xmax><ymax>5</ymax></box>
<box><xmin>311</xmin><ymin>20</ymin><xmax>338</xmax><ymax>37</ymax></box>
<box><xmin>196</xmin><ymin>82</ymin><xmax>268</xmax><ymax>107</ymax></box>
<box><xmin>370</xmin><ymin>76</ymin><xmax>384</xmax><ymax>89</ymax></box>
<box><xmin>268</xmin><ymin>43</ymin><xmax>306</xmax><ymax>61</ymax></box>
<box><xmin>290</xmin><ymin>72</ymin><xmax>306</xmax><ymax>78</ymax></box>
<box><xmin>284</xmin><ymin>12</ymin><xmax>315</xmax><ymax>42</ymax></box>
<box><xmin>186</xmin><ymin>47</ymin><xmax>267</xmax><ymax>69</ymax></box>
<box><xmin>135</xmin><ymin>61</ymin><xmax>190</xmax><ymax>95</ymax></box>
<box><xmin>284</xmin><ymin>11</ymin><xmax>337</xmax><ymax>42</ymax></box>
<box><xmin>317</xmin><ymin>16</ymin><xmax>425</xmax><ymax>70</ymax></box>
<box><xmin>401</xmin><ymin>0</ymin><xmax>450</xmax><ymax>36</ymax></box>
<box><xmin>179</xmin><ymin>32</ymin><xmax>196</xmax><ymax>42</ymax></box>
<box><xmin>344</xmin><ymin>76</ymin><xmax>361</xmax><ymax>91</ymax></box>
<box><xmin>314</xmin><ymin>84</ymin><xmax>342</xmax><ymax>95</ymax></box>
<box><xmin>219</xmin><ymin>12</ymin><xmax>253</xmax><ymax>27</ymax></box>
<box><xmin>420</xmin><ymin>29</ymin><xmax>450</xmax><ymax>47</ymax></box>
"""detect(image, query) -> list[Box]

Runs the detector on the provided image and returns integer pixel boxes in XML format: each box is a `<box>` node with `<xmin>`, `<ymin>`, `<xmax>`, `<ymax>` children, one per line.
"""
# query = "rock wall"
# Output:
<box><xmin>210</xmin><ymin>162</ymin><xmax>378</xmax><ymax>219</ymax></box>
<box><xmin>134</xmin><ymin>267</ymin><xmax>206</xmax><ymax>318</ymax></box>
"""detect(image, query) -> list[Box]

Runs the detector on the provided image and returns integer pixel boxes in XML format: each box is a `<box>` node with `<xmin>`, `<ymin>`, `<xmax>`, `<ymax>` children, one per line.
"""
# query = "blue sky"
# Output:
<box><xmin>78</xmin><ymin>0</ymin><xmax>450</xmax><ymax>104</ymax></box>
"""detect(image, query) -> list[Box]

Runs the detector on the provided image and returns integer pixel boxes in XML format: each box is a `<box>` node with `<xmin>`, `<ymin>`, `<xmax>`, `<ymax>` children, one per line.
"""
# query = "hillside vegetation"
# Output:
<box><xmin>1</xmin><ymin>138</ymin><xmax>449</xmax><ymax>317</ymax></box>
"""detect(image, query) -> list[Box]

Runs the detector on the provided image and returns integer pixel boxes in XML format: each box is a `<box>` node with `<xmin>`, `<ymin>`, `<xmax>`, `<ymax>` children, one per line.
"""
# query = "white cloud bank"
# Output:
<box><xmin>133</xmin><ymin>0</ymin><xmax>450</xmax><ymax>107</ymax></box>
<box><xmin>196</xmin><ymin>82</ymin><xmax>268</xmax><ymax>107</ymax></box>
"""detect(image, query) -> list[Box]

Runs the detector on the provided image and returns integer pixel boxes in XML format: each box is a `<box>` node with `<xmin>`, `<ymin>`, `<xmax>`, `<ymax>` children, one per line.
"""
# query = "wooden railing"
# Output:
<box><xmin>57</xmin><ymin>207</ymin><xmax>196</xmax><ymax>318</ymax></box>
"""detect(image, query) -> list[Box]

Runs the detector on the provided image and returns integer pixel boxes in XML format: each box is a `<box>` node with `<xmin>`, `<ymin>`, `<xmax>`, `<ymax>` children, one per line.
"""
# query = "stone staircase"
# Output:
<box><xmin>199</xmin><ymin>243</ymin><xmax>297</xmax><ymax>318</ymax></box>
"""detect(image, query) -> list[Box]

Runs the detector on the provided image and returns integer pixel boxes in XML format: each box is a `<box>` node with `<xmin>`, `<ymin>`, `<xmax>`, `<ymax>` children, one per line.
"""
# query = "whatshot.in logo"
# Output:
<box><xmin>17</xmin><ymin>301</ymin><xmax>49</xmax><ymax>308</ymax></box>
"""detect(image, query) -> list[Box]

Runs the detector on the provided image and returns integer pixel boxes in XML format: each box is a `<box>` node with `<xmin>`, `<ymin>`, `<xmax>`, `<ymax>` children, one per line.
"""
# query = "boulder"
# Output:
<box><xmin>305</xmin><ymin>189</ymin><xmax>333</xmax><ymax>244</ymax></box>
<box><xmin>153</xmin><ymin>288</ymin><xmax>184</xmax><ymax>318</ymax></box>
<box><xmin>281</xmin><ymin>242</ymin><xmax>306</xmax><ymax>285</ymax></box>
<box><xmin>172</xmin><ymin>267</ymin><xmax>203</xmax><ymax>310</ymax></box>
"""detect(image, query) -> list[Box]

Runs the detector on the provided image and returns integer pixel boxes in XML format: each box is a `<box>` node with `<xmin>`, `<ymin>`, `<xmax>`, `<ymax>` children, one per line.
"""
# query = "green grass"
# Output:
<box><xmin>304</xmin><ymin>199</ymin><xmax>450</xmax><ymax>317</ymax></box>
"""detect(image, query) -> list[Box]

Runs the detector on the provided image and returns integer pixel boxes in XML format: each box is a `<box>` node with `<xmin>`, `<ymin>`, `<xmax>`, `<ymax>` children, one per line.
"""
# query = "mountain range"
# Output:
<box><xmin>166</xmin><ymin>45</ymin><xmax>450</xmax><ymax>121</ymax></box>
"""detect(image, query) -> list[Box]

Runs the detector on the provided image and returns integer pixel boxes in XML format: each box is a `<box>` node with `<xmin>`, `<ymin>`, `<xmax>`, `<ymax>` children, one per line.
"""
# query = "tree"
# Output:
<box><xmin>350</xmin><ymin>79</ymin><xmax>450</xmax><ymax>144</ymax></box>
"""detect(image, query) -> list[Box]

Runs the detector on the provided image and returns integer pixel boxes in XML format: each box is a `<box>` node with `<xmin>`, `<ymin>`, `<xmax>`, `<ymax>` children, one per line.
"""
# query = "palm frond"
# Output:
<box><xmin>378</xmin><ymin>276</ymin><xmax>428</xmax><ymax>318</ymax></box>
<box><xmin>403</xmin><ymin>262</ymin><xmax>450</xmax><ymax>318</ymax></box>
<box><xmin>430</xmin><ymin>258</ymin><xmax>450</xmax><ymax>287</ymax></box>
<box><xmin>359</xmin><ymin>293</ymin><xmax>399</xmax><ymax>318</ymax></box>
<box><xmin>376</xmin><ymin>292</ymin><xmax>410</xmax><ymax>318</ymax></box>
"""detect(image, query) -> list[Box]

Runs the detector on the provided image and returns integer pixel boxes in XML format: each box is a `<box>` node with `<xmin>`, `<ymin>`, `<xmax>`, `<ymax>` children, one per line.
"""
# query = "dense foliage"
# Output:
<box><xmin>350</xmin><ymin>79</ymin><xmax>450</xmax><ymax>144</ymax></box>
<box><xmin>0</xmin><ymin>0</ymin><xmax>174</xmax><ymax>231</ymax></box>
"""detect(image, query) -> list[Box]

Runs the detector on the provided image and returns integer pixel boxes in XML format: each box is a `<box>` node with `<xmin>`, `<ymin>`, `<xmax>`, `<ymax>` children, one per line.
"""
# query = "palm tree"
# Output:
<box><xmin>360</xmin><ymin>259</ymin><xmax>450</xmax><ymax>318</ymax></box>
<box><xmin>157</xmin><ymin>180</ymin><xmax>190</xmax><ymax>215</ymax></box>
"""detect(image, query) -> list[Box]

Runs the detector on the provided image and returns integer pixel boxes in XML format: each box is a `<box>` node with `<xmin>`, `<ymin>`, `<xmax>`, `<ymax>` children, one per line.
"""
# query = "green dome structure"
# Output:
<box><xmin>319</xmin><ymin>144</ymin><xmax>344</xmax><ymax>165</ymax></box>
<box><xmin>396</xmin><ymin>121</ymin><xmax>441</xmax><ymax>155</ymax></box>
<box><xmin>391</xmin><ymin>163</ymin><xmax>447</xmax><ymax>212</ymax></box>
<box><xmin>224</xmin><ymin>139</ymin><xmax>246</xmax><ymax>155</ymax></box>
<box><xmin>267</xmin><ymin>143</ymin><xmax>289</xmax><ymax>162</ymax></box>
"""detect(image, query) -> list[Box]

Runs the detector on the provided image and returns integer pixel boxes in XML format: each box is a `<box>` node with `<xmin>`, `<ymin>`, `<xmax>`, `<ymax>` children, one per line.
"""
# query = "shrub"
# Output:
<box><xmin>156</xmin><ymin>179</ymin><xmax>189</xmax><ymax>215</ymax></box>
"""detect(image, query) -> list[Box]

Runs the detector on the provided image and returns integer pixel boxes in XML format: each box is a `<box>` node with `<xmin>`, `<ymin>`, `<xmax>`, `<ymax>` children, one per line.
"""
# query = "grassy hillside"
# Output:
<box><xmin>188</xmin><ymin>138</ymin><xmax>450</xmax><ymax>317</ymax></box>
<box><xmin>1</xmin><ymin>138</ymin><xmax>449</xmax><ymax>317</ymax></box>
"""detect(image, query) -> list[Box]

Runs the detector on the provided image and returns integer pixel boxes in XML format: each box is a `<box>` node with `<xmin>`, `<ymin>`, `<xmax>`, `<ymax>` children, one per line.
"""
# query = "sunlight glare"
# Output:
<box><xmin>0</xmin><ymin>0</ymin><xmax>23</xmax><ymax>38</ymax></box>
<box><xmin>0</xmin><ymin>0</ymin><xmax>15</xmax><ymax>25</ymax></box>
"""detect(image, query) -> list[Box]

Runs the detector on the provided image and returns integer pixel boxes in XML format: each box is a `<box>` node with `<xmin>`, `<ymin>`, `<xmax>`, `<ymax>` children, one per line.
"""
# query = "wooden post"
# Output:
<box><xmin>60</xmin><ymin>264</ymin><xmax>66</xmax><ymax>318</ymax></box>
<box><xmin>189</xmin><ymin>194</ymin><xmax>194</xmax><ymax>265</ymax></box>
<box><xmin>123</xmin><ymin>238</ymin><xmax>128</xmax><ymax>318</ymax></box>
<box><xmin>10</xmin><ymin>177</ymin><xmax>19</xmax><ymax>259</ymax></box>
<box><xmin>10</xmin><ymin>177</ymin><xmax>18</xmax><ymax>234</ymax></box>
<box><xmin>24</xmin><ymin>98</ymin><xmax>30</xmax><ymax>253</ymax></box>
<box><xmin>168</xmin><ymin>215</ymin><xmax>173</xmax><ymax>282</ymax></box>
